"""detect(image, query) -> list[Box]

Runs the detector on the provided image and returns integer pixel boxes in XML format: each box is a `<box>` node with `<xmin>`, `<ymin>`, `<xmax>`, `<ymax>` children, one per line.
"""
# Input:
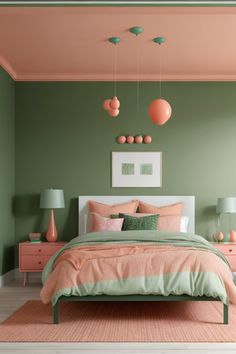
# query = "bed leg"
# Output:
<box><xmin>53</xmin><ymin>301</ymin><xmax>59</xmax><ymax>324</ymax></box>
<box><xmin>223</xmin><ymin>303</ymin><xmax>228</xmax><ymax>324</ymax></box>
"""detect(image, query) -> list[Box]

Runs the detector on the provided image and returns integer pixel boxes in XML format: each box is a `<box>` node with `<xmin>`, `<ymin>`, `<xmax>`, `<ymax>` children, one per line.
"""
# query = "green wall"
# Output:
<box><xmin>0</xmin><ymin>67</ymin><xmax>15</xmax><ymax>275</ymax></box>
<box><xmin>15</xmin><ymin>82</ymin><xmax>236</xmax><ymax>245</ymax></box>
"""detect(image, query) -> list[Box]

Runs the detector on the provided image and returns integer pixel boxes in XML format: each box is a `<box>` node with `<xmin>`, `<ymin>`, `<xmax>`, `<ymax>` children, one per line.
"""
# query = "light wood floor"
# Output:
<box><xmin>0</xmin><ymin>278</ymin><xmax>236</xmax><ymax>354</ymax></box>
<box><xmin>0</xmin><ymin>279</ymin><xmax>40</xmax><ymax>323</ymax></box>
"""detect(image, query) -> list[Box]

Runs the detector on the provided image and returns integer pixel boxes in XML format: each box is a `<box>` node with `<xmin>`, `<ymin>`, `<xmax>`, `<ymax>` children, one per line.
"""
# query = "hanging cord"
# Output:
<box><xmin>159</xmin><ymin>43</ymin><xmax>162</xmax><ymax>98</ymax></box>
<box><xmin>136</xmin><ymin>36</ymin><xmax>140</xmax><ymax>114</ymax></box>
<box><xmin>114</xmin><ymin>44</ymin><xmax>117</xmax><ymax>97</ymax></box>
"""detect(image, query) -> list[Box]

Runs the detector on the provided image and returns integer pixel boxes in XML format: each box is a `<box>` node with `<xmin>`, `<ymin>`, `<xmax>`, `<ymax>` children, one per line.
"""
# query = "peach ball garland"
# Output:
<box><xmin>103</xmin><ymin>96</ymin><xmax>120</xmax><ymax>117</ymax></box>
<box><xmin>117</xmin><ymin>135</ymin><xmax>152</xmax><ymax>144</ymax></box>
<box><xmin>134</xmin><ymin>135</ymin><xmax>143</xmax><ymax>144</ymax></box>
<box><xmin>126</xmin><ymin>135</ymin><xmax>134</xmax><ymax>144</ymax></box>
<box><xmin>143</xmin><ymin>135</ymin><xmax>152</xmax><ymax>144</ymax></box>
<box><xmin>117</xmin><ymin>136</ymin><xmax>126</xmax><ymax>144</ymax></box>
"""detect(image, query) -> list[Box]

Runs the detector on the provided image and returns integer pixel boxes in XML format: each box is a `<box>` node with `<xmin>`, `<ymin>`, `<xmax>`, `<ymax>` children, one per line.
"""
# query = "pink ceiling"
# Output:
<box><xmin>0</xmin><ymin>6</ymin><xmax>236</xmax><ymax>81</ymax></box>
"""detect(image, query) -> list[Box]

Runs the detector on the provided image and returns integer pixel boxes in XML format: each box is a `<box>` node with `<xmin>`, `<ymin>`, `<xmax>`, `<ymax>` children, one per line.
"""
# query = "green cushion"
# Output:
<box><xmin>110</xmin><ymin>214</ymin><xmax>119</xmax><ymax>219</ymax></box>
<box><xmin>117</xmin><ymin>213</ymin><xmax>159</xmax><ymax>231</ymax></box>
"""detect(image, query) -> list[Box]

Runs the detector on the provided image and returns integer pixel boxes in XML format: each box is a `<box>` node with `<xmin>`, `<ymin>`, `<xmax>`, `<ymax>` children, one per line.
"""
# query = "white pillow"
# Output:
<box><xmin>180</xmin><ymin>216</ymin><xmax>189</xmax><ymax>233</ymax></box>
<box><xmin>83</xmin><ymin>214</ymin><xmax>89</xmax><ymax>234</ymax></box>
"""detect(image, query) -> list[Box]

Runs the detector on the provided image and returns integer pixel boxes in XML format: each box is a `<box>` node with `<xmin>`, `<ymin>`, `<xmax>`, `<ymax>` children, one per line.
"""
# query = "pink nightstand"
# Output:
<box><xmin>19</xmin><ymin>241</ymin><xmax>67</xmax><ymax>286</ymax></box>
<box><xmin>212</xmin><ymin>242</ymin><xmax>236</xmax><ymax>271</ymax></box>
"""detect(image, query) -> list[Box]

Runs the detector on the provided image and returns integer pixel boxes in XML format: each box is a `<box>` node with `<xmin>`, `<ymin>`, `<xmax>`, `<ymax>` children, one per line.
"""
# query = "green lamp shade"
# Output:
<box><xmin>216</xmin><ymin>197</ymin><xmax>236</xmax><ymax>214</ymax></box>
<box><xmin>40</xmin><ymin>189</ymin><xmax>65</xmax><ymax>209</ymax></box>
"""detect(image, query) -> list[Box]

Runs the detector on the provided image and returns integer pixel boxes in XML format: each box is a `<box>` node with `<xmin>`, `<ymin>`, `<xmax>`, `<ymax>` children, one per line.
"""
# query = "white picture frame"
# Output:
<box><xmin>112</xmin><ymin>152</ymin><xmax>162</xmax><ymax>188</ymax></box>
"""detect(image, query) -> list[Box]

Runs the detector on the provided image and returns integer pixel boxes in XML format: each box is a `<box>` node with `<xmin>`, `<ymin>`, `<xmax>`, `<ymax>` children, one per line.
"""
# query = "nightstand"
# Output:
<box><xmin>212</xmin><ymin>242</ymin><xmax>236</xmax><ymax>271</ymax></box>
<box><xmin>19</xmin><ymin>241</ymin><xmax>66</xmax><ymax>286</ymax></box>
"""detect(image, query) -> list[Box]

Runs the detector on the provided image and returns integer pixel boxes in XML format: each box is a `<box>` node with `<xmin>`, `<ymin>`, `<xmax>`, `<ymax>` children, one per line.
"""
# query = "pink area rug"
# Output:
<box><xmin>0</xmin><ymin>300</ymin><xmax>236</xmax><ymax>342</ymax></box>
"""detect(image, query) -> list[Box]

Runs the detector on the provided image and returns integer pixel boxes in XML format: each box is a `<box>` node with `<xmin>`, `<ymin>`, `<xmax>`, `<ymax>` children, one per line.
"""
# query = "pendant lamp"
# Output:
<box><xmin>148</xmin><ymin>37</ymin><xmax>172</xmax><ymax>126</ymax></box>
<box><xmin>103</xmin><ymin>37</ymin><xmax>121</xmax><ymax>117</ymax></box>
<box><xmin>129</xmin><ymin>26</ymin><xmax>144</xmax><ymax>115</ymax></box>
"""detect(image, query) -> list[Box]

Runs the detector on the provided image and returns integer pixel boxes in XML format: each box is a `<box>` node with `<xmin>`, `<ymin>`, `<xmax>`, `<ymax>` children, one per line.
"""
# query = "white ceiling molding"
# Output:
<box><xmin>0</xmin><ymin>55</ymin><xmax>16</xmax><ymax>80</ymax></box>
<box><xmin>14</xmin><ymin>73</ymin><xmax>236</xmax><ymax>82</ymax></box>
<box><xmin>1</xmin><ymin>1</ymin><xmax>236</xmax><ymax>5</ymax></box>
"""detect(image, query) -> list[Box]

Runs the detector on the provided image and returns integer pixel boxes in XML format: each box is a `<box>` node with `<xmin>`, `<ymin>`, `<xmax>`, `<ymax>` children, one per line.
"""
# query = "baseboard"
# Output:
<box><xmin>1</xmin><ymin>342</ymin><xmax>236</xmax><ymax>351</ymax></box>
<box><xmin>0</xmin><ymin>269</ymin><xmax>15</xmax><ymax>287</ymax></box>
<box><xmin>14</xmin><ymin>268</ymin><xmax>42</xmax><ymax>283</ymax></box>
<box><xmin>0</xmin><ymin>268</ymin><xmax>42</xmax><ymax>287</ymax></box>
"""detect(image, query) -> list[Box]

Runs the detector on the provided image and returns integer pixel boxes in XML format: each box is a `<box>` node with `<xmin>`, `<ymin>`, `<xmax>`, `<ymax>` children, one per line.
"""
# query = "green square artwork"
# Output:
<box><xmin>140</xmin><ymin>163</ymin><xmax>153</xmax><ymax>175</ymax></box>
<box><xmin>122</xmin><ymin>163</ymin><xmax>135</xmax><ymax>175</ymax></box>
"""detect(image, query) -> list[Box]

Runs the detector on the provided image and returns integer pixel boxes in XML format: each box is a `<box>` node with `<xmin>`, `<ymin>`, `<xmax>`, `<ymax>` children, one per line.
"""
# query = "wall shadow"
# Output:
<box><xmin>13</xmin><ymin>193</ymin><xmax>45</xmax><ymax>235</ymax></box>
<box><xmin>200</xmin><ymin>205</ymin><xmax>216</xmax><ymax>219</ymax></box>
<box><xmin>2</xmin><ymin>245</ymin><xmax>15</xmax><ymax>274</ymax></box>
<box><xmin>13</xmin><ymin>193</ymin><xmax>40</xmax><ymax>217</ymax></box>
<box><xmin>61</xmin><ymin>197</ymin><xmax>78</xmax><ymax>241</ymax></box>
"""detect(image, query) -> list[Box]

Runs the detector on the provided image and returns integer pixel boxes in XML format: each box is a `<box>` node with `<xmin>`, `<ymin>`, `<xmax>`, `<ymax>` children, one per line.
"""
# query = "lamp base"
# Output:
<box><xmin>46</xmin><ymin>209</ymin><xmax>58</xmax><ymax>242</ymax></box>
<box><xmin>230</xmin><ymin>230</ymin><xmax>236</xmax><ymax>242</ymax></box>
<box><xmin>214</xmin><ymin>231</ymin><xmax>224</xmax><ymax>242</ymax></box>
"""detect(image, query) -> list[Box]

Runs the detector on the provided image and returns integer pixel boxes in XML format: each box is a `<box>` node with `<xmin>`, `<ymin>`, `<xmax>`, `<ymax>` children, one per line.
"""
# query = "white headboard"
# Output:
<box><xmin>78</xmin><ymin>195</ymin><xmax>195</xmax><ymax>235</ymax></box>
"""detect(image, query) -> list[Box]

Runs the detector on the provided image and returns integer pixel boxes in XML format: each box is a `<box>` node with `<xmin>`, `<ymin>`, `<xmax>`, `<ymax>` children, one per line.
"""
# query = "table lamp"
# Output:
<box><xmin>216</xmin><ymin>197</ymin><xmax>236</xmax><ymax>242</ymax></box>
<box><xmin>40</xmin><ymin>189</ymin><xmax>65</xmax><ymax>242</ymax></box>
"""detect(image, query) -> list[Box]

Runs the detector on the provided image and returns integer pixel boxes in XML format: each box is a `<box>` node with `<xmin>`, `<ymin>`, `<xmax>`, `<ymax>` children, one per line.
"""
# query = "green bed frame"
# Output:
<box><xmin>53</xmin><ymin>294</ymin><xmax>228</xmax><ymax>325</ymax></box>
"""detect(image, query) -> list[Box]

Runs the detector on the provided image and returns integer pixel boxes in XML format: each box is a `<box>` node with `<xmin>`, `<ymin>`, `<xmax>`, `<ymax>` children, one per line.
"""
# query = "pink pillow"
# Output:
<box><xmin>88</xmin><ymin>200</ymin><xmax>139</xmax><ymax>217</ymax></box>
<box><xmin>158</xmin><ymin>215</ymin><xmax>181</xmax><ymax>232</ymax></box>
<box><xmin>89</xmin><ymin>213</ymin><xmax>124</xmax><ymax>232</ymax></box>
<box><xmin>138</xmin><ymin>201</ymin><xmax>183</xmax><ymax>216</ymax></box>
<box><xmin>121</xmin><ymin>213</ymin><xmax>181</xmax><ymax>232</ymax></box>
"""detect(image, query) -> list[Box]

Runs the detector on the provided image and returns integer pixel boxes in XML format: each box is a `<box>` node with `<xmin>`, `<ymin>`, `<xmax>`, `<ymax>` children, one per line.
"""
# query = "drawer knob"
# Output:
<box><xmin>229</xmin><ymin>249</ymin><xmax>233</xmax><ymax>252</ymax></box>
<box><xmin>38</xmin><ymin>261</ymin><xmax>42</xmax><ymax>265</ymax></box>
<box><xmin>38</xmin><ymin>249</ymin><xmax>42</xmax><ymax>252</ymax></box>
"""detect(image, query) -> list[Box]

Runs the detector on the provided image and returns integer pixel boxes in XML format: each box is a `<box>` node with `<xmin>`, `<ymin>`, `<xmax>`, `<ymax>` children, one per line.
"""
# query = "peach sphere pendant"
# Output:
<box><xmin>103</xmin><ymin>99</ymin><xmax>111</xmax><ymax>111</ymax></box>
<box><xmin>148</xmin><ymin>98</ymin><xmax>172</xmax><ymax>125</ymax></box>
<box><xmin>110</xmin><ymin>96</ymin><xmax>120</xmax><ymax>110</ymax></box>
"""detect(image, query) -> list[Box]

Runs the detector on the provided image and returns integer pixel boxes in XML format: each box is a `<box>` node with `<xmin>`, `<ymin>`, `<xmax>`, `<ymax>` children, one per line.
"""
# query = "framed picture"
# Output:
<box><xmin>112</xmin><ymin>152</ymin><xmax>162</xmax><ymax>187</ymax></box>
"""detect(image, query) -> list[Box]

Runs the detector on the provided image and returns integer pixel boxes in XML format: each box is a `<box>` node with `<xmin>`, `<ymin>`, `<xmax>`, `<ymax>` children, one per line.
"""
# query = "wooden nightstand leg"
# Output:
<box><xmin>23</xmin><ymin>272</ymin><xmax>28</xmax><ymax>286</ymax></box>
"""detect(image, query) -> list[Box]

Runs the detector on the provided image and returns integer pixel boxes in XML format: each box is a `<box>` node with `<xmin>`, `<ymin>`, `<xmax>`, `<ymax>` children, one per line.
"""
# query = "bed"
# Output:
<box><xmin>40</xmin><ymin>195</ymin><xmax>236</xmax><ymax>324</ymax></box>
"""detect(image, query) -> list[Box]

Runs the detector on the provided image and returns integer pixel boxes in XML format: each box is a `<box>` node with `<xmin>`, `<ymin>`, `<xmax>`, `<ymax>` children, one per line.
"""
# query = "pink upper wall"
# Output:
<box><xmin>0</xmin><ymin>6</ymin><xmax>236</xmax><ymax>81</ymax></box>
